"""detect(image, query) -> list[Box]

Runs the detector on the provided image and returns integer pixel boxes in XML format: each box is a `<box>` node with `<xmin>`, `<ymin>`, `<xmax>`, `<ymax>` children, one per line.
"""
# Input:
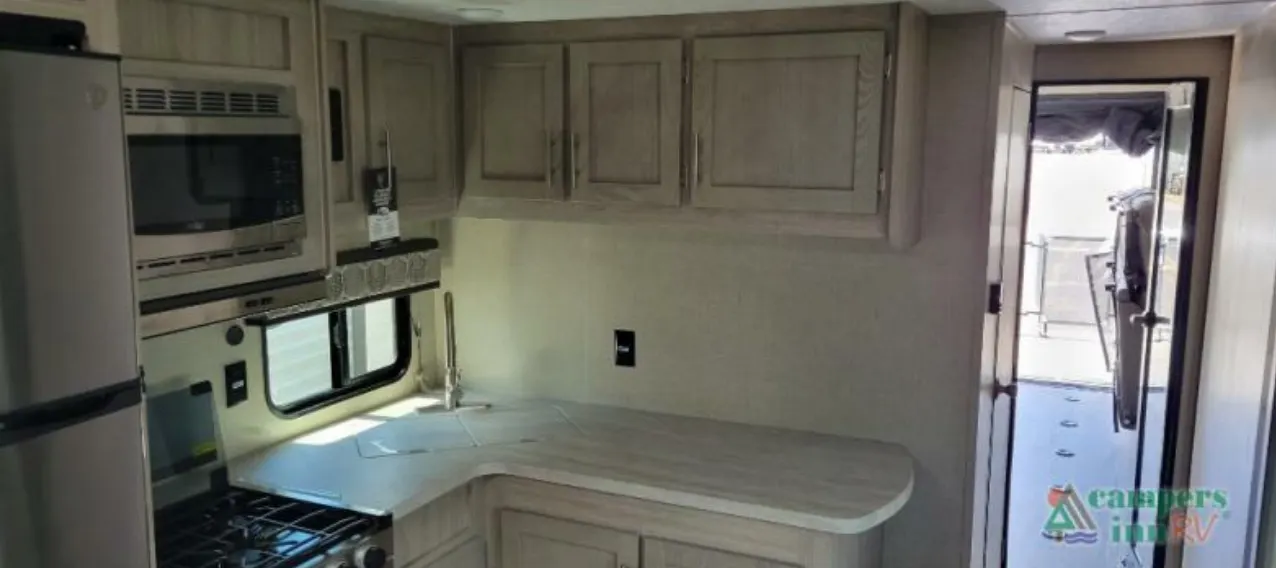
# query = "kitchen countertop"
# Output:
<box><xmin>230</xmin><ymin>394</ymin><xmax>915</xmax><ymax>535</ymax></box>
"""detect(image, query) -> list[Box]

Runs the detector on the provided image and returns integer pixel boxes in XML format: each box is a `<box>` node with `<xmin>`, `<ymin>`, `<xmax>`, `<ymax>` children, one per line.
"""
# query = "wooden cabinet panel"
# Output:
<box><xmin>690</xmin><ymin>32</ymin><xmax>885</xmax><ymax>214</ymax></box>
<box><xmin>365</xmin><ymin>36</ymin><xmax>455</xmax><ymax>224</ymax></box>
<box><xmin>463</xmin><ymin>45</ymin><xmax>565</xmax><ymax>201</ymax></box>
<box><xmin>500</xmin><ymin>510</ymin><xmax>639</xmax><ymax>568</ymax></box>
<box><xmin>568</xmin><ymin>39</ymin><xmax>682</xmax><ymax>206</ymax></box>
<box><xmin>406</xmin><ymin>538</ymin><xmax>486</xmax><ymax>568</ymax></box>
<box><xmin>118</xmin><ymin>0</ymin><xmax>289</xmax><ymax>68</ymax></box>
<box><xmin>643</xmin><ymin>539</ymin><xmax>799</xmax><ymax>568</ymax></box>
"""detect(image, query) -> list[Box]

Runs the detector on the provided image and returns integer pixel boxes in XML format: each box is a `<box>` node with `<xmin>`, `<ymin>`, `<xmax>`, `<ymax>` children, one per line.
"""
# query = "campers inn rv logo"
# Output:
<box><xmin>1043</xmin><ymin>485</ymin><xmax>1100</xmax><ymax>544</ymax></box>
<box><xmin>1042</xmin><ymin>484</ymin><xmax>1229</xmax><ymax>546</ymax></box>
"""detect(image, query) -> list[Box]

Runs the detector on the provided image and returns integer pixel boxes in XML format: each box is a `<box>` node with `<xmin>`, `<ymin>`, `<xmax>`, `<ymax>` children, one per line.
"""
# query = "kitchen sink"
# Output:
<box><xmin>357</xmin><ymin>404</ymin><xmax>582</xmax><ymax>458</ymax></box>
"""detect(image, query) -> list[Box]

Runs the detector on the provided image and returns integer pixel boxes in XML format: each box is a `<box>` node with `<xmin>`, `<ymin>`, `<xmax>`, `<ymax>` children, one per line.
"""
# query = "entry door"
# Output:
<box><xmin>1122</xmin><ymin>84</ymin><xmax>1197</xmax><ymax>568</ymax></box>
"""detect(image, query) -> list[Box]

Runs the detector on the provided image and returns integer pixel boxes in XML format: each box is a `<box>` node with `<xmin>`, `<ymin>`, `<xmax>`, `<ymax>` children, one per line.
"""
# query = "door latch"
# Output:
<box><xmin>987</xmin><ymin>282</ymin><xmax>1004</xmax><ymax>315</ymax></box>
<box><xmin>993</xmin><ymin>382</ymin><xmax>1018</xmax><ymax>399</ymax></box>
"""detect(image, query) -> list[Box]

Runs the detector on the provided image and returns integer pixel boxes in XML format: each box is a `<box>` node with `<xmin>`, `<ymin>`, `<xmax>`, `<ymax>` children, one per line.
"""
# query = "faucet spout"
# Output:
<box><xmin>444</xmin><ymin>291</ymin><xmax>462</xmax><ymax>410</ymax></box>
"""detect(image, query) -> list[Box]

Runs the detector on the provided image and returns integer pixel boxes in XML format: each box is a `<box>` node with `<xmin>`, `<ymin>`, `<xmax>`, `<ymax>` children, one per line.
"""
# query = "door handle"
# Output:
<box><xmin>691</xmin><ymin>131</ymin><xmax>703</xmax><ymax>188</ymax></box>
<box><xmin>545</xmin><ymin>130</ymin><xmax>557</xmax><ymax>191</ymax></box>
<box><xmin>1130</xmin><ymin>311</ymin><xmax>1170</xmax><ymax>328</ymax></box>
<box><xmin>568</xmin><ymin>131</ymin><xmax>579</xmax><ymax>192</ymax></box>
<box><xmin>383</xmin><ymin>128</ymin><xmax>394</xmax><ymax>180</ymax></box>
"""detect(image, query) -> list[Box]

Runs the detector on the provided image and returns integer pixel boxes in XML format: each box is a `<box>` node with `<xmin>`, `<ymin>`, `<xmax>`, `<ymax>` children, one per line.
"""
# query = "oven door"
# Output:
<box><xmin>127</xmin><ymin>115</ymin><xmax>306</xmax><ymax>263</ymax></box>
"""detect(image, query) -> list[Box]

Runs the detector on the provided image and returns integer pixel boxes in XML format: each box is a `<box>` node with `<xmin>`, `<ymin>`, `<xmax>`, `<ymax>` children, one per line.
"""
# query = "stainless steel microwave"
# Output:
<box><xmin>124</xmin><ymin>77</ymin><xmax>307</xmax><ymax>281</ymax></box>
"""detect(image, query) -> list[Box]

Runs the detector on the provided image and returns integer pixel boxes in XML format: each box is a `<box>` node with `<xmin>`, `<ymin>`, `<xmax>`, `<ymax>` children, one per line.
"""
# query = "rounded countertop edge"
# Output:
<box><xmin>386</xmin><ymin>456</ymin><xmax>916</xmax><ymax>535</ymax></box>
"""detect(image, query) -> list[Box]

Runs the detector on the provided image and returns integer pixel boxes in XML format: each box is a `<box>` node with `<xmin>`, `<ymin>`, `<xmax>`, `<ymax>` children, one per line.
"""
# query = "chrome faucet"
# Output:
<box><xmin>443</xmin><ymin>291</ymin><xmax>462</xmax><ymax>410</ymax></box>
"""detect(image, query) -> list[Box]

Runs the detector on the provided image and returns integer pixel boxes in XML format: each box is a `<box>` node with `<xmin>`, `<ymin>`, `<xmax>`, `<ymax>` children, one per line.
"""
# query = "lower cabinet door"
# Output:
<box><xmin>500</xmin><ymin>510</ymin><xmax>640</xmax><ymax>568</ymax></box>
<box><xmin>404</xmin><ymin>538</ymin><xmax>486</xmax><ymax>568</ymax></box>
<box><xmin>642</xmin><ymin>538</ymin><xmax>800</xmax><ymax>568</ymax></box>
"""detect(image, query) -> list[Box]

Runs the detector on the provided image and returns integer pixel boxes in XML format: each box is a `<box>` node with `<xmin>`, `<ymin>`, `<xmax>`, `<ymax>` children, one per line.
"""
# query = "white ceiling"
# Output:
<box><xmin>328</xmin><ymin>0</ymin><xmax>1276</xmax><ymax>42</ymax></box>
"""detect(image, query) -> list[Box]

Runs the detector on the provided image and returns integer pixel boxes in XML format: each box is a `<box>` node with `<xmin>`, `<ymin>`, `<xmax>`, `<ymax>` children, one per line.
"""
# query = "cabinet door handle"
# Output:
<box><xmin>545</xmin><ymin>130</ymin><xmax>557</xmax><ymax>191</ymax></box>
<box><xmin>383</xmin><ymin>128</ymin><xmax>394</xmax><ymax>175</ymax></box>
<box><xmin>692</xmin><ymin>131</ymin><xmax>703</xmax><ymax>188</ymax></box>
<box><xmin>328</xmin><ymin>88</ymin><xmax>345</xmax><ymax>162</ymax></box>
<box><xmin>568</xmin><ymin>131</ymin><xmax>579</xmax><ymax>192</ymax></box>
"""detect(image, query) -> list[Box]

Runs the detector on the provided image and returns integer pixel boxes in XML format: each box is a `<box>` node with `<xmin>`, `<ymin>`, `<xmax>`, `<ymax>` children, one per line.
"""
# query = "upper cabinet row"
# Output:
<box><xmin>323</xmin><ymin>4</ymin><xmax>925</xmax><ymax>249</ymax></box>
<box><xmin>464</xmin><ymin>33</ymin><xmax>885</xmax><ymax>216</ymax></box>
<box><xmin>4</xmin><ymin>0</ymin><xmax>927</xmax><ymax>249</ymax></box>
<box><xmin>456</xmin><ymin>4</ymin><xmax>927</xmax><ymax>246</ymax></box>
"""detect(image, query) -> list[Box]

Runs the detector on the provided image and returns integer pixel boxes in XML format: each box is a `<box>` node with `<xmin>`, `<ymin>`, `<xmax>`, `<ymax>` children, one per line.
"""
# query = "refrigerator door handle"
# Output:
<box><xmin>0</xmin><ymin>377</ymin><xmax>142</xmax><ymax>449</ymax></box>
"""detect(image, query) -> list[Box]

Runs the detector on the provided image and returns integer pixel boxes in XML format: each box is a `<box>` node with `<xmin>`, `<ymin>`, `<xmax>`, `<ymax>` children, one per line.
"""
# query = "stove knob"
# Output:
<box><xmin>324</xmin><ymin>562</ymin><xmax>352</xmax><ymax>568</ymax></box>
<box><xmin>354</xmin><ymin>545</ymin><xmax>388</xmax><ymax>568</ymax></box>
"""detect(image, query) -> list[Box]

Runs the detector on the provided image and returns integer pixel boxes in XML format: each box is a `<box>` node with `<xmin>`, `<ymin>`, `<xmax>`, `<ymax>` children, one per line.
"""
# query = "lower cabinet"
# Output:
<box><xmin>406</xmin><ymin>538</ymin><xmax>487</xmax><ymax>568</ymax></box>
<box><xmin>484</xmin><ymin>477</ymin><xmax>882</xmax><ymax>568</ymax></box>
<box><xmin>498</xmin><ymin>510</ymin><xmax>796</xmax><ymax>568</ymax></box>
<box><xmin>500</xmin><ymin>510</ymin><xmax>639</xmax><ymax>568</ymax></box>
<box><xmin>643</xmin><ymin>539</ymin><xmax>798</xmax><ymax>568</ymax></box>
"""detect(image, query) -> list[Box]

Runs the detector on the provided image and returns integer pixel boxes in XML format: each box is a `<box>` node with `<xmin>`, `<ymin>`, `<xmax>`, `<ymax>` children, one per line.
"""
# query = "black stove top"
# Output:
<box><xmin>154</xmin><ymin>488</ymin><xmax>387</xmax><ymax>568</ymax></box>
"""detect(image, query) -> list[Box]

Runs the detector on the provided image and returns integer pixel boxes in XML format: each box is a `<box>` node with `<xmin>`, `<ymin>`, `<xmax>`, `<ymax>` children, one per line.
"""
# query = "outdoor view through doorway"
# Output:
<box><xmin>1004</xmin><ymin>83</ymin><xmax>1196</xmax><ymax>568</ymax></box>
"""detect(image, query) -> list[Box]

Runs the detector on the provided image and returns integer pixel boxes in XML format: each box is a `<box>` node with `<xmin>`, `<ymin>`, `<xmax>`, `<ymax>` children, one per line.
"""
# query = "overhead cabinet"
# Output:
<box><xmin>463</xmin><ymin>44</ymin><xmax>565</xmax><ymax>201</ymax></box>
<box><xmin>463</xmin><ymin>39</ymin><xmax>683</xmax><ymax>206</ymax></box>
<box><xmin>363</xmin><ymin>37</ymin><xmax>454</xmax><ymax>223</ymax></box>
<box><xmin>456</xmin><ymin>4</ymin><xmax>926</xmax><ymax>245</ymax></box>
<box><xmin>690</xmin><ymin>32</ymin><xmax>885</xmax><ymax>215</ymax></box>
<box><xmin>568</xmin><ymin>40</ymin><xmax>683</xmax><ymax>206</ymax></box>
<box><xmin>326</xmin><ymin>10</ymin><xmax>454</xmax><ymax>254</ymax></box>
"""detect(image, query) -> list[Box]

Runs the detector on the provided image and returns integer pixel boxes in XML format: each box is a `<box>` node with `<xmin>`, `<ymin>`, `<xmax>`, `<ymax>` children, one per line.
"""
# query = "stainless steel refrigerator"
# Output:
<box><xmin>0</xmin><ymin>48</ymin><xmax>152</xmax><ymax>567</ymax></box>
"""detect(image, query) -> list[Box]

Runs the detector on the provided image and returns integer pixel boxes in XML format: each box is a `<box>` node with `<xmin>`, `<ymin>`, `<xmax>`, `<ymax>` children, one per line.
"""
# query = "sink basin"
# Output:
<box><xmin>356</xmin><ymin>413</ymin><xmax>476</xmax><ymax>458</ymax></box>
<box><xmin>357</xmin><ymin>404</ymin><xmax>583</xmax><ymax>458</ymax></box>
<box><xmin>459</xmin><ymin>405</ymin><xmax>582</xmax><ymax>446</ymax></box>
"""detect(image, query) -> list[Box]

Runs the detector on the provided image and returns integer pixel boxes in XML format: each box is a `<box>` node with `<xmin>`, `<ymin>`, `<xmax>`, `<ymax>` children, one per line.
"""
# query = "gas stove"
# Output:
<box><xmin>153</xmin><ymin>488</ymin><xmax>392</xmax><ymax>568</ymax></box>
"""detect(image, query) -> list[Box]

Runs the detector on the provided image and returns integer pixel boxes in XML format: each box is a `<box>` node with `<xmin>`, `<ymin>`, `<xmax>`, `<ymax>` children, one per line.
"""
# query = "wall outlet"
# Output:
<box><xmin>614</xmin><ymin>330</ymin><xmax>636</xmax><ymax>368</ymax></box>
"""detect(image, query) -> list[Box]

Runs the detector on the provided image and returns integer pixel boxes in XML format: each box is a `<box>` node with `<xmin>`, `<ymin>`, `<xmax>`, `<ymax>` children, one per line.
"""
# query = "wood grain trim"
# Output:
<box><xmin>456</xmin><ymin>4</ymin><xmax>895</xmax><ymax>45</ymax></box>
<box><xmin>456</xmin><ymin>196</ymin><xmax>890</xmax><ymax>241</ymax></box>
<box><xmin>885</xmin><ymin>2</ymin><xmax>928</xmax><ymax>249</ymax></box>
<box><xmin>326</xmin><ymin>6</ymin><xmax>450</xmax><ymax>42</ymax></box>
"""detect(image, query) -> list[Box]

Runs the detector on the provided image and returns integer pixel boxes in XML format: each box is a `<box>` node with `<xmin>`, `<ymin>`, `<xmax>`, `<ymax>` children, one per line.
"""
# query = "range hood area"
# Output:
<box><xmin>139</xmin><ymin>239</ymin><xmax>440</xmax><ymax>338</ymax></box>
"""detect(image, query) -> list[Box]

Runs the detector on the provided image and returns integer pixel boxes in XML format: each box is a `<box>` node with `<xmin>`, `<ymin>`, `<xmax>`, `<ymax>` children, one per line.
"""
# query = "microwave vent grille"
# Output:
<box><xmin>168</xmin><ymin>90</ymin><xmax>198</xmax><ymax>112</ymax></box>
<box><xmin>136</xmin><ymin>242</ymin><xmax>302</xmax><ymax>280</ymax></box>
<box><xmin>122</xmin><ymin>82</ymin><xmax>289</xmax><ymax>117</ymax></box>
<box><xmin>135</xmin><ymin>88</ymin><xmax>167</xmax><ymax>112</ymax></box>
<box><xmin>199</xmin><ymin>91</ymin><xmax>228</xmax><ymax>113</ymax></box>
<box><xmin>256</xmin><ymin>93</ymin><xmax>281</xmax><ymax>114</ymax></box>
<box><xmin>229</xmin><ymin>92</ymin><xmax>256</xmax><ymax>113</ymax></box>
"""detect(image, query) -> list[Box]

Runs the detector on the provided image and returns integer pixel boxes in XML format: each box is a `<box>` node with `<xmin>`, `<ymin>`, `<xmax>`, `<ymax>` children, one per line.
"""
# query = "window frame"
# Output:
<box><xmin>263</xmin><ymin>296</ymin><xmax>412</xmax><ymax>417</ymax></box>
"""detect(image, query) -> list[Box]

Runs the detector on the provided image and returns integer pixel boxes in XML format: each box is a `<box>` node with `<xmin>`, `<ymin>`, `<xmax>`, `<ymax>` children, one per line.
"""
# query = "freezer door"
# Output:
<box><xmin>0</xmin><ymin>400</ymin><xmax>151</xmax><ymax>567</ymax></box>
<box><xmin>0</xmin><ymin>49</ymin><xmax>140</xmax><ymax>414</ymax></box>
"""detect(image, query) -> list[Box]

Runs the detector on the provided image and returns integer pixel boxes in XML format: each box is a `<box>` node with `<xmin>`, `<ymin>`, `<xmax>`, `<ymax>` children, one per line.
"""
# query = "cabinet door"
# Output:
<box><xmin>405</xmin><ymin>538</ymin><xmax>486</xmax><ymax>568</ymax></box>
<box><xmin>690</xmin><ymin>32</ymin><xmax>885</xmax><ymax>214</ymax></box>
<box><xmin>119</xmin><ymin>0</ymin><xmax>289</xmax><ymax>69</ymax></box>
<box><xmin>500</xmin><ymin>510</ymin><xmax>639</xmax><ymax>568</ymax></box>
<box><xmin>365</xmin><ymin>36</ymin><xmax>455</xmax><ymax>227</ymax></box>
<box><xmin>643</xmin><ymin>539</ymin><xmax>800</xmax><ymax>568</ymax></box>
<box><xmin>463</xmin><ymin>45</ymin><xmax>565</xmax><ymax>201</ymax></box>
<box><xmin>568</xmin><ymin>39</ymin><xmax>682</xmax><ymax>206</ymax></box>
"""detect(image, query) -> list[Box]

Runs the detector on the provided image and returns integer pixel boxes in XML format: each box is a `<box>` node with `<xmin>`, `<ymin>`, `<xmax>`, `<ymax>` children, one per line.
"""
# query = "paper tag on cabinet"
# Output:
<box><xmin>365</xmin><ymin>166</ymin><xmax>401</xmax><ymax>248</ymax></box>
<box><xmin>368</xmin><ymin>210</ymin><xmax>401</xmax><ymax>244</ymax></box>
